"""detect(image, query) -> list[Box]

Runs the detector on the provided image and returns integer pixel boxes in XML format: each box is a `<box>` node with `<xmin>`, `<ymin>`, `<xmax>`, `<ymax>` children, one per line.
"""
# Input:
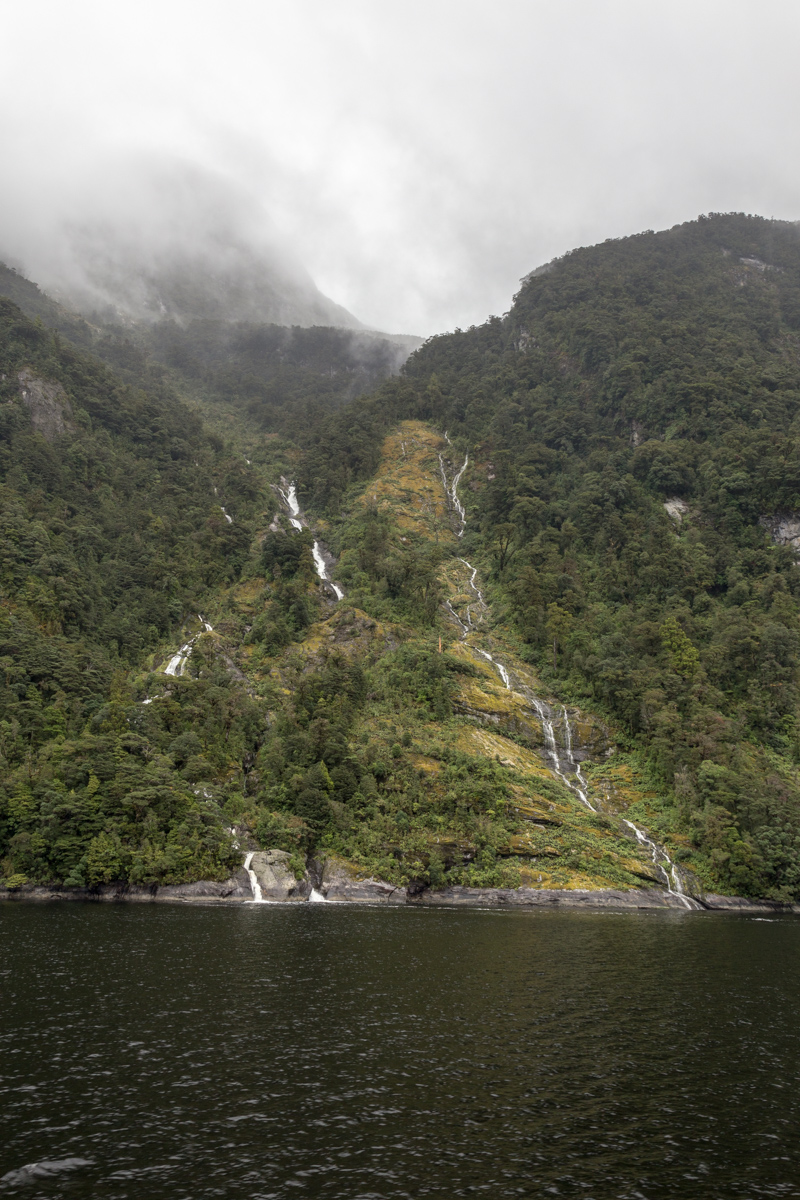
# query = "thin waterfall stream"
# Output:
<box><xmin>276</xmin><ymin>482</ymin><xmax>344</xmax><ymax>601</ymax></box>
<box><xmin>439</xmin><ymin>437</ymin><xmax>698</xmax><ymax>908</ymax></box>
<box><xmin>243</xmin><ymin>851</ymin><xmax>264</xmax><ymax>903</ymax></box>
<box><xmin>163</xmin><ymin>617</ymin><xmax>213</xmax><ymax>678</ymax></box>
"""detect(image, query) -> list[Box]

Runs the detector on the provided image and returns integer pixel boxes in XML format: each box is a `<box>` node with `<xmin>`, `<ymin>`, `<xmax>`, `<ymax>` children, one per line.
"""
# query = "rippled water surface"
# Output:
<box><xmin>2</xmin><ymin>903</ymin><xmax>800</xmax><ymax>1199</ymax></box>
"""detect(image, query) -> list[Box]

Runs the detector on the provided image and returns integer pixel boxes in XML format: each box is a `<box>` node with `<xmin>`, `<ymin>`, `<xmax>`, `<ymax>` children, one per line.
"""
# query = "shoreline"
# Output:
<box><xmin>0</xmin><ymin>877</ymin><xmax>793</xmax><ymax>913</ymax></box>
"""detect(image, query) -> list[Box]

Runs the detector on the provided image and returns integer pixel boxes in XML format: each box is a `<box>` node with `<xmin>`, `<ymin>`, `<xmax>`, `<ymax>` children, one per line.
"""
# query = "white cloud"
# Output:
<box><xmin>2</xmin><ymin>0</ymin><xmax>800</xmax><ymax>333</ymax></box>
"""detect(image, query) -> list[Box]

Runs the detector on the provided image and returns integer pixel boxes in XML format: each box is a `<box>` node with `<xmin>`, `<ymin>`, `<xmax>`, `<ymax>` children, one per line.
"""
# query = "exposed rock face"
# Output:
<box><xmin>18</xmin><ymin>369</ymin><xmax>75</xmax><ymax>441</ymax></box>
<box><xmin>0</xmin><ymin>875</ymin><xmax>790</xmax><ymax>911</ymax></box>
<box><xmin>406</xmin><ymin>886</ymin><xmax>787</xmax><ymax>912</ymax></box>
<box><xmin>408</xmin><ymin>885</ymin><xmax>687</xmax><ymax>909</ymax></box>
<box><xmin>761</xmin><ymin>513</ymin><xmax>800</xmax><ymax>555</ymax></box>
<box><xmin>563</xmin><ymin>710</ymin><xmax>614</xmax><ymax>762</ymax></box>
<box><xmin>0</xmin><ymin>877</ymin><xmax>252</xmax><ymax>902</ymax></box>
<box><xmin>664</xmin><ymin>497</ymin><xmax>689</xmax><ymax>523</ymax></box>
<box><xmin>250</xmin><ymin>850</ymin><xmax>310</xmax><ymax>901</ymax></box>
<box><xmin>321</xmin><ymin>857</ymin><xmax>407</xmax><ymax>903</ymax></box>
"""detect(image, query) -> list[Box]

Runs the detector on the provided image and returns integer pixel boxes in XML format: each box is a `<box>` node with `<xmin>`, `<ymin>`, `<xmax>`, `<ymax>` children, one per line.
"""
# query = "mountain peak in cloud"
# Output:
<box><xmin>4</xmin><ymin>157</ymin><xmax>364</xmax><ymax>330</ymax></box>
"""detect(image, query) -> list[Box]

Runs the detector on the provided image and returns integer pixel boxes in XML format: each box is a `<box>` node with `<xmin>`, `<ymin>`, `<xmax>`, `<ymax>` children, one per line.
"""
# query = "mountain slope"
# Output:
<box><xmin>51</xmin><ymin>234</ymin><xmax>365</xmax><ymax>331</ymax></box>
<box><xmin>303</xmin><ymin>214</ymin><xmax>800</xmax><ymax>902</ymax></box>
<box><xmin>0</xmin><ymin>295</ymin><xmax>270</xmax><ymax>887</ymax></box>
<box><xmin>0</xmin><ymin>317</ymin><xmax>674</xmax><ymax>899</ymax></box>
<box><xmin>7</xmin><ymin>212</ymin><xmax>800</xmax><ymax>905</ymax></box>
<box><xmin>0</xmin><ymin>263</ymin><xmax>422</xmax><ymax>454</ymax></box>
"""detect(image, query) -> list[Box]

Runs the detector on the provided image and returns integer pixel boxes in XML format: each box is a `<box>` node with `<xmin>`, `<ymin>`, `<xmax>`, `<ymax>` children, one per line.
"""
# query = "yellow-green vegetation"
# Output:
<box><xmin>213</xmin><ymin>418</ymin><xmax>676</xmax><ymax>893</ymax></box>
<box><xmin>12</xmin><ymin>213</ymin><xmax>800</xmax><ymax>901</ymax></box>
<box><xmin>0</xmin><ymin>293</ymin><xmax>707</xmax><ymax>895</ymax></box>
<box><xmin>301</xmin><ymin>214</ymin><xmax>800</xmax><ymax>904</ymax></box>
<box><xmin>357</xmin><ymin>422</ymin><xmax>452</xmax><ymax>538</ymax></box>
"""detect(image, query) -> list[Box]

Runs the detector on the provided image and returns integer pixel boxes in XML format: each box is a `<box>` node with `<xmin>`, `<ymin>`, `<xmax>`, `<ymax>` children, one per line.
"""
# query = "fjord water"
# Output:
<box><xmin>1</xmin><ymin>906</ymin><xmax>799</xmax><ymax>1199</ymax></box>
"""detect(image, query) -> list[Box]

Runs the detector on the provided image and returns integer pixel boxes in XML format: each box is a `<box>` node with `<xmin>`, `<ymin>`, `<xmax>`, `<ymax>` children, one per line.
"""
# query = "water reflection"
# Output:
<box><xmin>1</xmin><ymin>904</ymin><xmax>798</xmax><ymax>1198</ymax></box>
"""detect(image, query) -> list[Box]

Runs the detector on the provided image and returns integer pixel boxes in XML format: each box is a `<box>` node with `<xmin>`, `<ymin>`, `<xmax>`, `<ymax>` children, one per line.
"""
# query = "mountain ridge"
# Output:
<box><xmin>5</xmin><ymin>212</ymin><xmax>800</xmax><ymax>904</ymax></box>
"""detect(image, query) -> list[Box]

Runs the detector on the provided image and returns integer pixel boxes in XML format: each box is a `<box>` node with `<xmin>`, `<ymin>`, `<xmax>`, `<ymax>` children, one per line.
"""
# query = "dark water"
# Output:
<box><xmin>1</xmin><ymin>904</ymin><xmax>799</xmax><ymax>1200</ymax></box>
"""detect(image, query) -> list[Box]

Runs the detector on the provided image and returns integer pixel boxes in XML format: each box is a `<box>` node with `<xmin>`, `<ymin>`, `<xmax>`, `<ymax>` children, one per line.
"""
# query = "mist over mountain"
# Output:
<box><xmin>1</xmin><ymin>159</ymin><xmax>366</xmax><ymax>332</ymax></box>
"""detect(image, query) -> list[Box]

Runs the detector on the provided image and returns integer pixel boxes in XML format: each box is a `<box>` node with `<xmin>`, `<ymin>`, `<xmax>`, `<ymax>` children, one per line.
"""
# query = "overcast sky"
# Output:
<box><xmin>2</xmin><ymin>0</ymin><xmax>800</xmax><ymax>335</ymax></box>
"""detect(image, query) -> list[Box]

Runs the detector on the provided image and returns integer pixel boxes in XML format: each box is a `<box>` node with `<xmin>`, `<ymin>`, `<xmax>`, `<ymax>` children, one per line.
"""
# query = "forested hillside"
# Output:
<box><xmin>6</xmin><ymin>213</ymin><xmax>800</xmax><ymax>904</ymax></box>
<box><xmin>0</xmin><ymin>263</ymin><xmax>420</xmax><ymax>448</ymax></box>
<box><xmin>0</xmin><ymin>296</ymin><xmax>265</xmax><ymax>887</ymax></box>
<box><xmin>304</xmin><ymin>213</ymin><xmax>800</xmax><ymax>900</ymax></box>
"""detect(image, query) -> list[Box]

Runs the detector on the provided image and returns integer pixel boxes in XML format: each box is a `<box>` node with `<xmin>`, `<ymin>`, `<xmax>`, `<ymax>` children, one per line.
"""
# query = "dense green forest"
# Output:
<box><xmin>304</xmin><ymin>214</ymin><xmax>800</xmax><ymax>900</ymax></box>
<box><xmin>6</xmin><ymin>213</ymin><xmax>800</xmax><ymax>902</ymax></box>
<box><xmin>0</xmin><ymin>295</ymin><xmax>264</xmax><ymax>886</ymax></box>
<box><xmin>0</xmin><ymin>263</ymin><xmax>416</xmax><ymax>446</ymax></box>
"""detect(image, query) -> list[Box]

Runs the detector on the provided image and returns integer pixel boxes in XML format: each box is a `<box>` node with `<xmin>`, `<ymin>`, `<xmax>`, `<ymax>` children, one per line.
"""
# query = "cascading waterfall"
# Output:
<box><xmin>526</xmin><ymin>694</ymin><xmax>595</xmax><ymax>813</ymax></box>
<box><xmin>163</xmin><ymin>616</ymin><xmax>213</xmax><ymax>678</ymax></box>
<box><xmin>442</xmin><ymin>437</ymin><xmax>699</xmax><ymax>908</ymax></box>
<box><xmin>445</xmin><ymin>601</ymin><xmax>469</xmax><ymax>636</ymax></box>
<box><xmin>243</xmin><ymin>851</ymin><xmax>264</xmax><ymax>903</ymax></box>
<box><xmin>622</xmin><ymin>821</ymin><xmax>694</xmax><ymax>909</ymax></box>
<box><xmin>276</xmin><ymin>483</ymin><xmax>344</xmax><ymax>601</ymax></box>
<box><xmin>459</xmin><ymin>558</ymin><xmax>486</xmax><ymax>623</ymax></box>
<box><xmin>438</xmin><ymin>435</ymin><xmax>468</xmax><ymax>538</ymax></box>
<box><xmin>475</xmin><ymin>647</ymin><xmax>510</xmax><ymax>689</ymax></box>
<box><xmin>309</xmin><ymin>888</ymin><xmax>327</xmax><ymax>902</ymax></box>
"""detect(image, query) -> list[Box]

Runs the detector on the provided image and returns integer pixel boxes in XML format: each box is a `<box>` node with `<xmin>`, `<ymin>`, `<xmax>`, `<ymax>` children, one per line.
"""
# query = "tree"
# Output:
<box><xmin>545</xmin><ymin>603</ymin><xmax>574</xmax><ymax>672</ymax></box>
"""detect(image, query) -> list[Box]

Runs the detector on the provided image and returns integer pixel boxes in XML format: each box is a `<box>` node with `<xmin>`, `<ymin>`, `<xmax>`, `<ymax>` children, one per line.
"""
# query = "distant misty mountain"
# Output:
<box><xmin>0</xmin><ymin>158</ymin><xmax>371</xmax><ymax>333</ymax></box>
<box><xmin>48</xmin><ymin>231</ymin><xmax>366</xmax><ymax>331</ymax></box>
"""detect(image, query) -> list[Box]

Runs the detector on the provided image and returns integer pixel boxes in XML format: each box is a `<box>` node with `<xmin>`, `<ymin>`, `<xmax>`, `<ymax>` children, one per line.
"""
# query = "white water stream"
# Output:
<box><xmin>439</xmin><ymin>433</ymin><xmax>468</xmax><ymax>538</ymax></box>
<box><xmin>623</xmin><ymin>821</ymin><xmax>695</xmax><ymax>909</ymax></box>
<box><xmin>439</xmin><ymin>438</ymin><xmax>698</xmax><ymax>909</ymax></box>
<box><xmin>243</xmin><ymin>851</ymin><xmax>264</xmax><ymax>903</ymax></box>
<box><xmin>277</xmin><ymin>483</ymin><xmax>344</xmax><ymax>601</ymax></box>
<box><xmin>163</xmin><ymin>616</ymin><xmax>213</xmax><ymax>678</ymax></box>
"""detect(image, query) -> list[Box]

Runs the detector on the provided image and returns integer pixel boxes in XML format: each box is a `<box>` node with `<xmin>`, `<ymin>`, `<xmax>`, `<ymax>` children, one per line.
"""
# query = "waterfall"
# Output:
<box><xmin>276</xmin><ymin>482</ymin><xmax>344</xmax><ymax>601</ymax></box>
<box><xmin>220</xmin><ymin>506</ymin><xmax>233</xmax><ymax>524</ymax></box>
<box><xmin>443</xmin><ymin>436</ymin><xmax>699</xmax><ymax>907</ymax></box>
<box><xmin>445</xmin><ymin>600</ymin><xmax>469</xmax><ymax>637</ymax></box>
<box><xmin>525</xmin><ymin>694</ymin><xmax>595</xmax><ymax>813</ymax></box>
<box><xmin>243</xmin><ymin>852</ymin><xmax>264</xmax><ymax>903</ymax></box>
<box><xmin>163</xmin><ymin>616</ymin><xmax>213</xmax><ymax>677</ymax></box>
<box><xmin>459</xmin><ymin>557</ymin><xmax>486</xmax><ymax>620</ymax></box>
<box><xmin>439</xmin><ymin>435</ymin><xmax>468</xmax><ymax>537</ymax></box>
<box><xmin>475</xmin><ymin>647</ymin><xmax>595</xmax><ymax>814</ymax></box>
<box><xmin>622</xmin><ymin>821</ymin><xmax>695</xmax><ymax>909</ymax></box>
<box><xmin>309</xmin><ymin>888</ymin><xmax>327</xmax><ymax>903</ymax></box>
<box><xmin>474</xmin><ymin>647</ymin><xmax>510</xmax><ymax>689</ymax></box>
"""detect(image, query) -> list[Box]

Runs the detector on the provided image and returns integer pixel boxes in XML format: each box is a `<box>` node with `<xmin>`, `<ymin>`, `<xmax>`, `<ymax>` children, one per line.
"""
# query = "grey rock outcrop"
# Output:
<box><xmin>0</xmin><ymin>878</ymin><xmax>789</xmax><ymax>910</ymax></box>
<box><xmin>321</xmin><ymin>857</ymin><xmax>407</xmax><ymax>903</ymax></box>
<box><xmin>18</xmin><ymin>369</ymin><xmax>75</xmax><ymax>441</ymax></box>
<box><xmin>664</xmin><ymin>497</ymin><xmax>689</xmax><ymax>523</ymax></box>
<box><xmin>761</xmin><ymin>513</ymin><xmax>800</xmax><ymax>555</ymax></box>
<box><xmin>406</xmin><ymin>885</ymin><xmax>788</xmax><ymax>911</ymax></box>
<box><xmin>250</xmin><ymin>849</ymin><xmax>310</xmax><ymax>901</ymax></box>
<box><xmin>0</xmin><ymin>877</ymin><xmax>252</xmax><ymax>903</ymax></box>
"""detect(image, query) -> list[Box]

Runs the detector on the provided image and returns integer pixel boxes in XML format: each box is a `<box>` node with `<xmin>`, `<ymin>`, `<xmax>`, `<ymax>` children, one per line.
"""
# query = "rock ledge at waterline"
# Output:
<box><xmin>0</xmin><ymin>876</ymin><xmax>791</xmax><ymax>912</ymax></box>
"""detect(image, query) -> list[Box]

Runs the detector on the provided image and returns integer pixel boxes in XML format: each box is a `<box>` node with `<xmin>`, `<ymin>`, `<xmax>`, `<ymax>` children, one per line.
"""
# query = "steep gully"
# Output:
<box><xmin>241</xmin><ymin>484</ymin><xmax>343</xmax><ymax>901</ymax></box>
<box><xmin>141</xmin><ymin>616</ymin><xmax>214</xmax><ymax>704</ymax></box>
<box><xmin>165</xmin><ymin>456</ymin><xmax>693</xmax><ymax>905</ymax></box>
<box><xmin>276</xmin><ymin>483</ymin><xmax>344</xmax><ymax>601</ymax></box>
<box><xmin>149</xmin><ymin>483</ymin><xmax>234</xmax><ymax>687</ymax></box>
<box><xmin>153</xmin><ymin>484</ymin><xmax>340</xmax><ymax>902</ymax></box>
<box><xmin>438</xmin><ymin>436</ymin><xmax>697</xmax><ymax>909</ymax></box>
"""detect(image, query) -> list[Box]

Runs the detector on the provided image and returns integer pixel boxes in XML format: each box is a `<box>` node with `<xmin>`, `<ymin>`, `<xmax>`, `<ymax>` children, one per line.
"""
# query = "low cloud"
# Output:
<box><xmin>2</xmin><ymin>0</ymin><xmax>800</xmax><ymax>334</ymax></box>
